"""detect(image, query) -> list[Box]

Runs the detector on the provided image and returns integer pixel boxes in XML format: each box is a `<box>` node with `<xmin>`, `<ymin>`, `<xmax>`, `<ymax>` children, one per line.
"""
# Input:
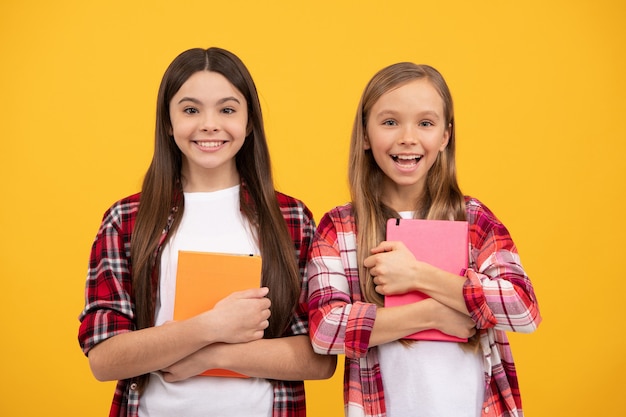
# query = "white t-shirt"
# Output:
<box><xmin>378</xmin><ymin>341</ymin><xmax>484</xmax><ymax>417</ymax></box>
<box><xmin>138</xmin><ymin>186</ymin><xmax>273</xmax><ymax>417</ymax></box>
<box><xmin>377</xmin><ymin>211</ymin><xmax>484</xmax><ymax>417</ymax></box>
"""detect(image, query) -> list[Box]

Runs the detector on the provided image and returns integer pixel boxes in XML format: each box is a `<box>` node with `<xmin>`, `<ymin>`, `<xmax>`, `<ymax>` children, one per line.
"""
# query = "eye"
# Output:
<box><xmin>382</xmin><ymin>119</ymin><xmax>397</xmax><ymax>126</ymax></box>
<box><xmin>419</xmin><ymin>120</ymin><xmax>434</xmax><ymax>127</ymax></box>
<box><xmin>221</xmin><ymin>107</ymin><xmax>236</xmax><ymax>114</ymax></box>
<box><xmin>183</xmin><ymin>107</ymin><xmax>199</xmax><ymax>114</ymax></box>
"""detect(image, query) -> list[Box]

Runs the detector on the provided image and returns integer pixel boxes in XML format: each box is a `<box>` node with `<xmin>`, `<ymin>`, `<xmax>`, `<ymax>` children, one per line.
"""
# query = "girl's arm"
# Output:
<box><xmin>368</xmin><ymin>298</ymin><xmax>476</xmax><ymax>346</ymax></box>
<box><xmin>366</xmin><ymin>200</ymin><xmax>542</xmax><ymax>334</ymax></box>
<box><xmin>88</xmin><ymin>288</ymin><xmax>271</xmax><ymax>381</ymax></box>
<box><xmin>78</xmin><ymin>199</ymin><xmax>271</xmax><ymax>382</ymax></box>
<box><xmin>365</xmin><ymin>241</ymin><xmax>470</xmax><ymax>315</ymax></box>
<box><xmin>161</xmin><ymin>335</ymin><xmax>337</xmax><ymax>382</ymax></box>
<box><xmin>307</xmin><ymin>209</ymin><xmax>475</xmax><ymax>358</ymax></box>
<box><xmin>459</xmin><ymin>200</ymin><xmax>541</xmax><ymax>332</ymax></box>
<box><xmin>308</xmin><ymin>240</ymin><xmax>475</xmax><ymax>355</ymax></box>
<box><xmin>162</xmin><ymin>199</ymin><xmax>337</xmax><ymax>382</ymax></box>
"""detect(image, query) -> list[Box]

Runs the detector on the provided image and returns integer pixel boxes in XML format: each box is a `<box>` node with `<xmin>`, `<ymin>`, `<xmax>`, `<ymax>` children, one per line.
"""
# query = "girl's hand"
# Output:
<box><xmin>365</xmin><ymin>241</ymin><xmax>424</xmax><ymax>296</ymax></box>
<box><xmin>367</xmin><ymin>241</ymin><xmax>473</xmax><ymax>320</ymax></box>
<box><xmin>425</xmin><ymin>298</ymin><xmax>477</xmax><ymax>339</ymax></box>
<box><xmin>161</xmin><ymin>343</ymin><xmax>226</xmax><ymax>382</ymax></box>
<box><xmin>203</xmin><ymin>287</ymin><xmax>271</xmax><ymax>344</ymax></box>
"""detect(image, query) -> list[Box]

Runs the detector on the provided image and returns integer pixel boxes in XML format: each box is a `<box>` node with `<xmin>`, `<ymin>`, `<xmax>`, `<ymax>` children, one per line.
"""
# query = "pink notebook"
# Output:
<box><xmin>384</xmin><ymin>218</ymin><xmax>469</xmax><ymax>342</ymax></box>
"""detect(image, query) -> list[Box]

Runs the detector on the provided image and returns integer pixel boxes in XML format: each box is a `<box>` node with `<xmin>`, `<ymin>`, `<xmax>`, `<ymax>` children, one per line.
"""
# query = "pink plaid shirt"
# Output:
<box><xmin>78</xmin><ymin>189</ymin><xmax>315</xmax><ymax>417</ymax></box>
<box><xmin>307</xmin><ymin>197</ymin><xmax>541</xmax><ymax>417</ymax></box>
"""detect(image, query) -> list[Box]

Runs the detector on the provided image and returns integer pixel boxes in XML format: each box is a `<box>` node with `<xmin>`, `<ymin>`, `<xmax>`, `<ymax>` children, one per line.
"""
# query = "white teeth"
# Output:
<box><xmin>197</xmin><ymin>141</ymin><xmax>223</xmax><ymax>148</ymax></box>
<box><xmin>392</xmin><ymin>154</ymin><xmax>422</xmax><ymax>160</ymax></box>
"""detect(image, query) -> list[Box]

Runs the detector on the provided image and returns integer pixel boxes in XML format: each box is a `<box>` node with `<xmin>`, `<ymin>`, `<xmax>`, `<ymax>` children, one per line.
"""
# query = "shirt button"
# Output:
<box><xmin>130</xmin><ymin>383</ymin><xmax>138</xmax><ymax>391</ymax></box>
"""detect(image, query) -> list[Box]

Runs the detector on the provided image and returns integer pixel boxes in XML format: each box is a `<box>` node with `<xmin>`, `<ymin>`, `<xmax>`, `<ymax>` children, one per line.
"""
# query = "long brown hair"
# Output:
<box><xmin>349</xmin><ymin>63</ymin><xmax>466</xmax><ymax>307</ymax></box>
<box><xmin>131</xmin><ymin>47</ymin><xmax>301</xmax><ymax>341</ymax></box>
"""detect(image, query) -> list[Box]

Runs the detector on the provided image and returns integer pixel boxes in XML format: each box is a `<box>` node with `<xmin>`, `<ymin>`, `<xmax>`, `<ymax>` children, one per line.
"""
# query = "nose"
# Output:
<box><xmin>398</xmin><ymin>124</ymin><xmax>418</xmax><ymax>145</ymax></box>
<box><xmin>201</xmin><ymin>111</ymin><xmax>220</xmax><ymax>132</ymax></box>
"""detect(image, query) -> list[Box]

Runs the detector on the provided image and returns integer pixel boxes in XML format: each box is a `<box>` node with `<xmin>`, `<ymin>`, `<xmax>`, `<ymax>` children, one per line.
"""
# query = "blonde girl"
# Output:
<box><xmin>307</xmin><ymin>62</ymin><xmax>541</xmax><ymax>417</ymax></box>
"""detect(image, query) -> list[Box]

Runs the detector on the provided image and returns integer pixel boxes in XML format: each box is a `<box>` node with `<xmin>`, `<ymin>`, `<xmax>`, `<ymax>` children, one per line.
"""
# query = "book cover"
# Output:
<box><xmin>174</xmin><ymin>250</ymin><xmax>262</xmax><ymax>377</ymax></box>
<box><xmin>384</xmin><ymin>218</ymin><xmax>469</xmax><ymax>342</ymax></box>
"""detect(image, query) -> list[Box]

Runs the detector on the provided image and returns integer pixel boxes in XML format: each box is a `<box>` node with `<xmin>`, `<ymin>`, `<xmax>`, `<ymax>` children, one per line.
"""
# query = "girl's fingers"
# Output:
<box><xmin>234</xmin><ymin>286</ymin><xmax>269</xmax><ymax>299</ymax></box>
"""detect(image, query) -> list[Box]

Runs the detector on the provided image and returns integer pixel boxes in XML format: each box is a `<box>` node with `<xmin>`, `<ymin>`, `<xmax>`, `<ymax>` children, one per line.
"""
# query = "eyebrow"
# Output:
<box><xmin>374</xmin><ymin>109</ymin><xmax>442</xmax><ymax>120</ymax></box>
<box><xmin>374</xmin><ymin>110</ymin><xmax>399</xmax><ymax>118</ymax></box>
<box><xmin>176</xmin><ymin>96</ymin><xmax>242</xmax><ymax>105</ymax></box>
<box><xmin>417</xmin><ymin>110</ymin><xmax>442</xmax><ymax>120</ymax></box>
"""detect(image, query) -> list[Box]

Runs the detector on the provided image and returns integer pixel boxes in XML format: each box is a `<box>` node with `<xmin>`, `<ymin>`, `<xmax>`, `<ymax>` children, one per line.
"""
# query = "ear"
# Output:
<box><xmin>364</xmin><ymin>134</ymin><xmax>371</xmax><ymax>150</ymax></box>
<box><xmin>439</xmin><ymin>123</ymin><xmax>451</xmax><ymax>152</ymax></box>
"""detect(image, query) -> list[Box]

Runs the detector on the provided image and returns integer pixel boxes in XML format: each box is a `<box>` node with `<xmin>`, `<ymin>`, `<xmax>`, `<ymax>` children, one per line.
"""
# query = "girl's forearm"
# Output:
<box><xmin>88</xmin><ymin>314</ymin><xmax>222</xmax><ymax>381</ymax></box>
<box><xmin>414</xmin><ymin>263</ymin><xmax>470</xmax><ymax>315</ymax></box>
<box><xmin>210</xmin><ymin>335</ymin><xmax>337</xmax><ymax>381</ymax></box>
<box><xmin>369</xmin><ymin>298</ymin><xmax>476</xmax><ymax>346</ymax></box>
<box><xmin>369</xmin><ymin>301</ymin><xmax>435</xmax><ymax>346</ymax></box>
<box><xmin>89</xmin><ymin>287</ymin><xmax>272</xmax><ymax>381</ymax></box>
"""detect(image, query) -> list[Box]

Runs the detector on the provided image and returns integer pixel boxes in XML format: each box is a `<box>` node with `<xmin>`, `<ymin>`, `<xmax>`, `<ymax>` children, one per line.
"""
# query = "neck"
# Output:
<box><xmin>382</xmin><ymin>183</ymin><xmax>424</xmax><ymax>213</ymax></box>
<box><xmin>181</xmin><ymin>163</ymin><xmax>240</xmax><ymax>192</ymax></box>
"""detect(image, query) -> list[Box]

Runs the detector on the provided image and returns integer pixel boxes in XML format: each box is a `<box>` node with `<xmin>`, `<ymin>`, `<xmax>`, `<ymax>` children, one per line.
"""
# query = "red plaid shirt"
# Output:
<box><xmin>307</xmin><ymin>197</ymin><xmax>542</xmax><ymax>417</ymax></box>
<box><xmin>78</xmin><ymin>190</ymin><xmax>315</xmax><ymax>417</ymax></box>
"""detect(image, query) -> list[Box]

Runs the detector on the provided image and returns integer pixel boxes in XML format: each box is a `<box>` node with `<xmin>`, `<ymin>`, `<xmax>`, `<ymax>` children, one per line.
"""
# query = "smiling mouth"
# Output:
<box><xmin>196</xmin><ymin>140</ymin><xmax>225</xmax><ymax>148</ymax></box>
<box><xmin>391</xmin><ymin>154</ymin><xmax>423</xmax><ymax>166</ymax></box>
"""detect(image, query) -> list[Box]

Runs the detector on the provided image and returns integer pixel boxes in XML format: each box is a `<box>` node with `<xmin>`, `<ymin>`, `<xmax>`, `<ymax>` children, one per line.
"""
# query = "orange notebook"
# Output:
<box><xmin>174</xmin><ymin>250</ymin><xmax>262</xmax><ymax>377</ymax></box>
<box><xmin>384</xmin><ymin>218</ymin><xmax>469</xmax><ymax>342</ymax></box>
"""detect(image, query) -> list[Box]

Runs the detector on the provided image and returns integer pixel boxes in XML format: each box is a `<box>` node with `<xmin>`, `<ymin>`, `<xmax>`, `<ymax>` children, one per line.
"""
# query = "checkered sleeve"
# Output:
<box><xmin>269</xmin><ymin>193</ymin><xmax>314</xmax><ymax>417</ymax></box>
<box><xmin>463</xmin><ymin>198</ymin><xmax>542</xmax><ymax>333</ymax></box>
<box><xmin>78</xmin><ymin>197</ymin><xmax>139</xmax><ymax>355</ymax></box>
<box><xmin>308</xmin><ymin>207</ymin><xmax>377</xmax><ymax>359</ymax></box>
<box><xmin>276</xmin><ymin>192</ymin><xmax>317</xmax><ymax>337</ymax></box>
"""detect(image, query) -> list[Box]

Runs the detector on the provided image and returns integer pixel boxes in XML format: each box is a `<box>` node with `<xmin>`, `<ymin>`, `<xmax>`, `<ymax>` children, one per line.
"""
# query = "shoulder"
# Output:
<box><xmin>317</xmin><ymin>202</ymin><xmax>355</xmax><ymax>233</ymax></box>
<box><xmin>275</xmin><ymin>191</ymin><xmax>306</xmax><ymax>208</ymax></box>
<box><xmin>464</xmin><ymin>195</ymin><xmax>512</xmax><ymax>241</ymax></box>
<box><xmin>99</xmin><ymin>192</ymin><xmax>142</xmax><ymax>230</ymax></box>
<box><xmin>464</xmin><ymin>196</ymin><xmax>498</xmax><ymax>222</ymax></box>
<box><xmin>325</xmin><ymin>202</ymin><xmax>353</xmax><ymax>220</ymax></box>
<box><xmin>275</xmin><ymin>191</ymin><xmax>314</xmax><ymax>224</ymax></box>
<box><xmin>104</xmin><ymin>192</ymin><xmax>141</xmax><ymax>216</ymax></box>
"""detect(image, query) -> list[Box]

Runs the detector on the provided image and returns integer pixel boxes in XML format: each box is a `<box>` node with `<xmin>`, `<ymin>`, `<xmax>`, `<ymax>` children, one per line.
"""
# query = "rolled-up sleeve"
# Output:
<box><xmin>78</xmin><ymin>200</ymin><xmax>138</xmax><ymax>355</ymax></box>
<box><xmin>307</xmin><ymin>209</ymin><xmax>377</xmax><ymax>359</ymax></box>
<box><xmin>463</xmin><ymin>199</ymin><xmax>542</xmax><ymax>333</ymax></box>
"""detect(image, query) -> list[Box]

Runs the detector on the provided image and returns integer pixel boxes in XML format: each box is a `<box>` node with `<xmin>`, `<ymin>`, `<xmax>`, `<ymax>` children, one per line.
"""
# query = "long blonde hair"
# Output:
<box><xmin>349</xmin><ymin>63</ymin><xmax>466</xmax><ymax>307</ymax></box>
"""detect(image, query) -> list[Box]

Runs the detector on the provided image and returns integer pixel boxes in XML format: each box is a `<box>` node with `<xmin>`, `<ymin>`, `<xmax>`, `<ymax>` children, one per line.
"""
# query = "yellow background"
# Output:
<box><xmin>1</xmin><ymin>0</ymin><xmax>624</xmax><ymax>415</ymax></box>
